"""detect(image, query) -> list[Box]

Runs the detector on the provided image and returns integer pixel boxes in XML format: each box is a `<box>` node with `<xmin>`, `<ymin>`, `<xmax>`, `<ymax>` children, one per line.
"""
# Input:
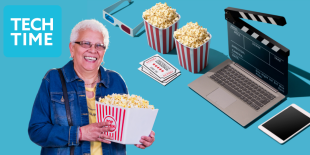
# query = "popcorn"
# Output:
<box><xmin>174</xmin><ymin>22</ymin><xmax>210</xmax><ymax>48</ymax></box>
<box><xmin>99</xmin><ymin>94</ymin><xmax>154</xmax><ymax>109</ymax></box>
<box><xmin>143</xmin><ymin>2</ymin><xmax>179</xmax><ymax>29</ymax></box>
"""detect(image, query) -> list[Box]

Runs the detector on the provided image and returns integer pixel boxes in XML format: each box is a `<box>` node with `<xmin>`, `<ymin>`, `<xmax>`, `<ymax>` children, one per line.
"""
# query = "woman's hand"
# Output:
<box><xmin>135</xmin><ymin>131</ymin><xmax>155</xmax><ymax>149</ymax></box>
<box><xmin>80</xmin><ymin>122</ymin><xmax>114</xmax><ymax>144</ymax></box>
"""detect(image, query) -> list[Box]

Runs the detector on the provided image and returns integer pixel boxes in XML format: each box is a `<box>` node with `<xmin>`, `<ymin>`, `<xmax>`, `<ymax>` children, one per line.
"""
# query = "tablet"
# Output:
<box><xmin>258</xmin><ymin>104</ymin><xmax>310</xmax><ymax>144</ymax></box>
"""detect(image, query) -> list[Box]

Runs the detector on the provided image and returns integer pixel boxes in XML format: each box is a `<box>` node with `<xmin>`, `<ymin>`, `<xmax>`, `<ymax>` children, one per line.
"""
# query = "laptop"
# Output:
<box><xmin>188</xmin><ymin>7</ymin><xmax>290</xmax><ymax>126</ymax></box>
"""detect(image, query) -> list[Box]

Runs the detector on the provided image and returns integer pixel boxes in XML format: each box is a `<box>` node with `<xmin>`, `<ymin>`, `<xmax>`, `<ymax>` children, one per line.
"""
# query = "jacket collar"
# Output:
<box><xmin>62</xmin><ymin>60</ymin><xmax>109</xmax><ymax>88</ymax></box>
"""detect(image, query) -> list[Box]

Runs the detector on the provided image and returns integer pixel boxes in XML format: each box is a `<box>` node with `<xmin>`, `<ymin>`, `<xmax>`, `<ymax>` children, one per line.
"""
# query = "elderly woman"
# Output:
<box><xmin>28</xmin><ymin>19</ymin><xmax>155</xmax><ymax>155</ymax></box>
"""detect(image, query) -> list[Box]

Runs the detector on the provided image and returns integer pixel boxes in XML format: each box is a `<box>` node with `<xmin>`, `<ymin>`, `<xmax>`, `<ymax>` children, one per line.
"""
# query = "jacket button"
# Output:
<box><xmin>99</xmin><ymin>83</ymin><xmax>102</xmax><ymax>87</ymax></box>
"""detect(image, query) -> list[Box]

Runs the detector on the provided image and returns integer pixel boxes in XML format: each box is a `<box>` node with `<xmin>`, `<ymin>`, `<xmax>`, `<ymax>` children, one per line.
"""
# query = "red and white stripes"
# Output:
<box><xmin>144</xmin><ymin>16</ymin><xmax>180</xmax><ymax>54</ymax></box>
<box><xmin>174</xmin><ymin>33</ymin><xmax>211</xmax><ymax>73</ymax></box>
<box><xmin>96</xmin><ymin>102</ymin><xmax>126</xmax><ymax>142</ymax></box>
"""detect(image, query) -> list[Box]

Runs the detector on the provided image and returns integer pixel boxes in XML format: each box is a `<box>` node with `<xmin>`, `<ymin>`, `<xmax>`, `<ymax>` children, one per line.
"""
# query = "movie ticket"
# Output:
<box><xmin>139</xmin><ymin>54</ymin><xmax>180</xmax><ymax>82</ymax></box>
<box><xmin>138</xmin><ymin>66</ymin><xmax>181</xmax><ymax>86</ymax></box>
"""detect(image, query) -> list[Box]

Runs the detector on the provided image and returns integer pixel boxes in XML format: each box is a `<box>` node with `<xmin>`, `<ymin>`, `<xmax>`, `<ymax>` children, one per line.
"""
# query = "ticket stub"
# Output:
<box><xmin>138</xmin><ymin>66</ymin><xmax>181</xmax><ymax>86</ymax></box>
<box><xmin>140</xmin><ymin>54</ymin><xmax>180</xmax><ymax>82</ymax></box>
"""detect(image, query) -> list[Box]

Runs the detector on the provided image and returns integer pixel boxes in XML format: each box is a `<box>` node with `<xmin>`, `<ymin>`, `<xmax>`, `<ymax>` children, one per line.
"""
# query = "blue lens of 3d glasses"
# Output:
<box><xmin>105</xmin><ymin>14</ymin><xmax>114</xmax><ymax>23</ymax></box>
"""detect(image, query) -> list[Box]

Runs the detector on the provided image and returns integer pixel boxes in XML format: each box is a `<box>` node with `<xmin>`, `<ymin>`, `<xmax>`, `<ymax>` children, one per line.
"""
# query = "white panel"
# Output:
<box><xmin>197</xmin><ymin>47</ymin><xmax>200</xmax><ymax>72</ymax></box>
<box><xmin>258</xmin><ymin>15</ymin><xmax>267</xmax><ymax>23</ymax></box>
<box><xmin>171</xmin><ymin>24</ymin><xmax>175</xmax><ymax>51</ymax></box>
<box><xmin>251</xmin><ymin>33</ymin><xmax>259</xmax><ymax>39</ymax></box>
<box><xmin>239</xmin><ymin>12</ymin><xmax>248</xmax><ymax>19</ymax></box>
<box><xmin>148</xmin><ymin>23</ymin><xmax>153</xmax><ymax>49</ymax></box>
<box><xmin>268</xmin><ymin>17</ymin><xmax>278</xmax><ymax>25</ymax></box>
<box><xmin>166</xmin><ymin>26</ymin><xmax>170</xmax><ymax>52</ymax></box>
<box><xmin>159</xmin><ymin>29</ymin><xmax>163</xmax><ymax>54</ymax></box>
<box><xmin>183</xmin><ymin>45</ymin><xmax>189</xmax><ymax>71</ymax></box>
<box><xmin>272</xmin><ymin>46</ymin><xmax>280</xmax><ymax>52</ymax></box>
<box><xmin>179</xmin><ymin>42</ymin><xmax>185</xmax><ymax>67</ymax></box>
<box><xmin>152</xmin><ymin>26</ymin><xmax>158</xmax><ymax>51</ymax></box>
<box><xmin>190</xmin><ymin>48</ymin><xmax>194</xmax><ymax>73</ymax></box>
<box><xmin>262</xmin><ymin>39</ymin><xmax>269</xmax><ymax>45</ymax></box>
<box><xmin>249</xmin><ymin>13</ymin><xmax>257</xmax><ymax>21</ymax></box>
<box><xmin>241</xmin><ymin>26</ymin><xmax>249</xmax><ymax>32</ymax></box>
<box><xmin>123</xmin><ymin>108</ymin><xmax>158</xmax><ymax>144</ymax></box>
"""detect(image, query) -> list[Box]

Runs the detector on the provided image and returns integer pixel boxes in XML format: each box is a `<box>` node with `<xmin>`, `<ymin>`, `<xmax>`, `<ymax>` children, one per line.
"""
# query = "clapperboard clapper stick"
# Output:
<box><xmin>225</xmin><ymin>7</ymin><xmax>290</xmax><ymax>95</ymax></box>
<box><xmin>225</xmin><ymin>7</ymin><xmax>289</xmax><ymax>56</ymax></box>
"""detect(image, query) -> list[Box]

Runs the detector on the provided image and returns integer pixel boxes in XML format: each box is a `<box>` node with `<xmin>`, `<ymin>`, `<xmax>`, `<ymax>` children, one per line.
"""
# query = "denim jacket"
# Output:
<box><xmin>28</xmin><ymin>60</ymin><xmax>128</xmax><ymax>155</ymax></box>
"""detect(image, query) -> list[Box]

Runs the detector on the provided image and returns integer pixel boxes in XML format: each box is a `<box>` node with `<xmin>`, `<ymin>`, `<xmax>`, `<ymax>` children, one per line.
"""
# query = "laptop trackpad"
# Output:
<box><xmin>207</xmin><ymin>88</ymin><xmax>237</xmax><ymax>108</ymax></box>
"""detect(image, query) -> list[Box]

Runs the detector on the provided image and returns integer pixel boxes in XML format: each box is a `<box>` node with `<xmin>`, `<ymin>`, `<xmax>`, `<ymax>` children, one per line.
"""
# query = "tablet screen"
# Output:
<box><xmin>262</xmin><ymin>106</ymin><xmax>310</xmax><ymax>141</ymax></box>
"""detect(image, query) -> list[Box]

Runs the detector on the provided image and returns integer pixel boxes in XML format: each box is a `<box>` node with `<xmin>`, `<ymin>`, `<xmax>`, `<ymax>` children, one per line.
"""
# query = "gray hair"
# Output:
<box><xmin>70</xmin><ymin>19</ymin><xmax>109</xmax><ymax>50</ymax></box>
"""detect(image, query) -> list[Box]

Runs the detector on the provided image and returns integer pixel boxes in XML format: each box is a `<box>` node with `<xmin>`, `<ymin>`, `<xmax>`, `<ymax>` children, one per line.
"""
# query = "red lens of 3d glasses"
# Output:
<box><xmin>121</xmin><ymin>25</ymin><xmax>131</xmax><ymax>34</ymax></box>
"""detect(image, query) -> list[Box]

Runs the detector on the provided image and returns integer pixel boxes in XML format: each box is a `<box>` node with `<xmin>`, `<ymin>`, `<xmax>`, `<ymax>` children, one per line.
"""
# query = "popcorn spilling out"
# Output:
<box><xmin>99</xmin><ymin>94</ymin><xmax>154</xmax><ymax>109</ymax></box>
<box><xmin>174</xmin><ymin>22</ymin><xmax>210</xmax><ymax>48</ymax></box>
<box><xmin>143</xmin><ymin>2</ymin><xmax>179</xmax><ymax>29</ymax></box>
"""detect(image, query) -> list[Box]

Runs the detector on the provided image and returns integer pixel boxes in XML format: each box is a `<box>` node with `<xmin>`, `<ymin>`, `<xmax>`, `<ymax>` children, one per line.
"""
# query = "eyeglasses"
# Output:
<box><xmin>103</xmin><ymin>0</ymin><xmax>144</xmax><ymax>37</ymax></box>
<box><xmin>74</xmin><ymin>41</ymin><xmax>106</xmax><ymax>51</ymax></box>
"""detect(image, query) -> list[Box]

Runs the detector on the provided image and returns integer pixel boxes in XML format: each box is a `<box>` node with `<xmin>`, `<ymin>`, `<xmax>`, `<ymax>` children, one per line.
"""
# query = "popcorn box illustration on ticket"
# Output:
<box><xmin>143</xmin><ymin>2</ymin><xmax>180</xmax><ymax>54</ymax></box>
<box><xmin>95</xmin><ymin>95</ymin><xmax>158</xmax><ymax>144</ymax></box>
<box><xmin>174</xmin><ymin>22</ymin><xmax>212</xmax><ymax>73</ymax></box>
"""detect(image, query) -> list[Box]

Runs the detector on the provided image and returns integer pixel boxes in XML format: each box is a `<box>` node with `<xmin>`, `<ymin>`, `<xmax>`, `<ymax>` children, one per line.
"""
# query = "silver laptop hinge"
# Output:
<box><xmin>233</xmin><ymin>63</ymin><xmax>278</xmax><ymax>93</ymax></box>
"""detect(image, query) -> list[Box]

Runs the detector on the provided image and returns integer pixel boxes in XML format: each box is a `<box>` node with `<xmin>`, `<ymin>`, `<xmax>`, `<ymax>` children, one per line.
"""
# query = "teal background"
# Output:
<box><xmin>0</xmin><ymin>0</ymin><xmax>310</xmax><ymax>154</ymax></box>
<box><xmin>3</xmin><ymin>5</ymin><xmax>62</xmax><ymax>57</ymax></box>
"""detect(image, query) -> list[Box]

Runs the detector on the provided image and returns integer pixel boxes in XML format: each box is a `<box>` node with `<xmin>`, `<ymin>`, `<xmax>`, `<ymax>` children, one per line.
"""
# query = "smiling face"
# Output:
<box><xmin>69</xmin><ymin>29</ymin><xmax>105</xmax><ymax>73</ymax></box>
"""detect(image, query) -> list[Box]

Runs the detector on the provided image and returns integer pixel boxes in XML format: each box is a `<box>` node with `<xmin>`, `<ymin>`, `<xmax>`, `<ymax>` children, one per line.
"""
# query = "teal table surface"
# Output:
<box><xmin>0</xmin><ymin>0</ymin><xmax>309</xmax><ymax>154</ymax></box>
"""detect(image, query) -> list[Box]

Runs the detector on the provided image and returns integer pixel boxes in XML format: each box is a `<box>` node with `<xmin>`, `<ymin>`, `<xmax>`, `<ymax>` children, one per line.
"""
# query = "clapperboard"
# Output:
<box><xmin>225</xmin><ymin>7</ymin><xmax>290</xmax><ymax>95</ymax></box>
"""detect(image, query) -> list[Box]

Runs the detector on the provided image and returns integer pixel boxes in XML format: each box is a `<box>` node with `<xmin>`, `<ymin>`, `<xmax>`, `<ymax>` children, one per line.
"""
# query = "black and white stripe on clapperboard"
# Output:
<box><xmin>138</xmin><ymin>54</ymin><xmax>181</xmax><ymax>86</ymax></box>
<box><xmin>225</xmin><ymin>7</ymin><xmax>290</xmax><ymax>95</ymax></box>
<box><xmin>225</xmin><ymin>7</ymin><xmax>289</xmax><ymax>56</ymax></box>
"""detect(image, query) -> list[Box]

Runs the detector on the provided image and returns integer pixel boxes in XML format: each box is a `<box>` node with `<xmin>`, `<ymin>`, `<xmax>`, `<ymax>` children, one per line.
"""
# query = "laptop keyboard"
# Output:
<box><xmin>210</xmin><ymin>65</ymin><xmax>276</xmax><ymax>110</ymax></box>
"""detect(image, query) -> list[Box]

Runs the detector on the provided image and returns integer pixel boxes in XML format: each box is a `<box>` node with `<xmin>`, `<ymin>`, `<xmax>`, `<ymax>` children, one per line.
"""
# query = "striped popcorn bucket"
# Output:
<box><xmin>95</xmin><ymin>101</ymin><xmax>158</xmax><ymax>144</ymax></box>
<box><xmin>174</xmin><ymin>33</ymin><xmax>212</xmax><ymax>73</ymax></box>
<box><xmin>143</xmin><ymin>14</ymin><xmax>181</xmax><ymax>54</ymax></box>
<box><xmin>96</xmin><ymin>102</ymin><xmax>126</xmax><ymax>143</ymax></box>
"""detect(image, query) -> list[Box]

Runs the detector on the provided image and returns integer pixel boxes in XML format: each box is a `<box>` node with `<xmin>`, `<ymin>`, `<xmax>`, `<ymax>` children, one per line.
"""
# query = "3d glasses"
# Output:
<box><xmin>103</xmin><ymin>0</ymin><xmax>144</xmax><ymax>37</ymax></box>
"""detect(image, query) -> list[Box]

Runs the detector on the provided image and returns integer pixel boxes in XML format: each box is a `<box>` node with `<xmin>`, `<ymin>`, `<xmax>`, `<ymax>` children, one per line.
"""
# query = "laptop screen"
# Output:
<box><xmin>227</xmin><ymin>21</ymin><xmax>288</xmax><ymax>95</ymax></box>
